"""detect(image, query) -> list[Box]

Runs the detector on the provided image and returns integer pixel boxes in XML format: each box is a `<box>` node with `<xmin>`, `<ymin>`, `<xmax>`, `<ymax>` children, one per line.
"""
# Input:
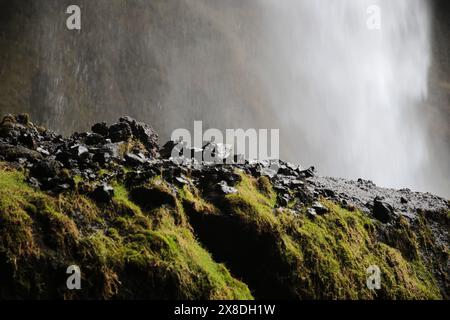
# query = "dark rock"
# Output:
<box><xmin>125</xmin><ymin>152</ymin><xmax>146</xmax><ymax>166</ymax></box>
<box><xmin>119</xmin><ymin>117</ymin><xmax>159</xmax><ymax>157</ymax></box>
<box><xmin>160</xmin><ymin>141</ymin><xmax>177</xmax><ymax>159</ymax></box>
<box><xmin>36</xmin><ymin>147</ymin><xmax>50</xmax><ymax>156</ymax></box>
<box><xmin>125</xmin><ymin>170</ymin><xmax>157</xmax><ymax>188</ymax></box>
<box><xmin>321</xmin><ymin>188</ymin><xmax>335</xmax><ymax>198</ymax></box>
<box><xmin>70</xmin><ymin>144</ymin><xmax>89</xmax><ymax>158</ymax></box>
<box><xmin>109</xmin><ymin>122</ymin><xmax>132</xmax><ymax>143</ymax></box>
<box><xmin>278</xmin><ymin>162</ymin><xmax>298</xmax><ymax>176</ymax></box>
<box><xmin>373</xmin><ymin>197</ymin><xmax>394</xmax><ymax>223</ymax></box>
<box><xmin>18</xmin><ymin>133</ymin><xmax>36</xmax><ymax>149</ymax></box>
<box><xmin>15</xmin><ymin>113</ymin><xmax>30</xmax><ymax>125</ymax></box>
<box><xmin>259</xmin><ymin>163</ymin><xmax>279</xmax><ymax>178</ymax></box>
<box><xmin>27</xmin><ymin>177</ymin><xmax>41</xmax><ymax>189</ymax></box>
<box><xmin>298</xmin><ymin>166</ymin><xmax>315</xmax><ymax>178</ymax></box>
<box><xmin>92</xmin><ymin>151</ymin><xmax>111</xmax><ymax>164</ymax></box>
<box><xmin>55</xmin><ymin>150</ymin><xmax>73</xmax><ymax>166</ymax></box>
<box><xmin>312</xmin><ymin>201</ymin><xmax>329</xmax><ymax>215</ymax></box>
<box><xmin>400</xmin><ymin>197</ymin><xmax>408</xmax><ymax>204</ymax></box>
<box><xmin>90</xmin><ymin>184</ymin><xmax>114</xmax><ymax>203</ymax></box>
<box><xmin>0</xmin><ymin>143</ymin><xmax>43</xmax><ymax>162</ymax></box>
<box><xmin>30</xmin><ymin>160</ymin><xmax>62</xmax><ymax>180</ymax></box>
<box><xmin>278</xmin><ymin>194</ymin><xmax>291</xmax><ymax>207</ymax></box>
<box><xmin>307</xmin><ymin>208</ymin><xmax>317</xmax><ymax>218</ymax></box>
<box><xmin>85</xmin><ymin>133</ymin><xmax>106</xmax><ymax>146</ymax></box>
<box><xmin>296</xmin><ymin>188</ymin><xmax>314</xmax><ymax>206</ymax></box>
<box><xmin>0</xmin><ymin>114</ymin><xmax>16</xmax><ymax>138</ymax></box>
<box><xmin>91</xmin><ymin>122</ymin><xmax>109</xmax><ymax>136</ymax></box>
<box><xmin>130</xmin><ymin>185</ymin><xmax>177</xmax><ymax>210</ymax></box>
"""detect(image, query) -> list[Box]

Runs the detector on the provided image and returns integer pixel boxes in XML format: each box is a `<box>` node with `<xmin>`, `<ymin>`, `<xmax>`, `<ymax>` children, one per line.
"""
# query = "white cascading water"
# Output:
<box><xmin>8</xmin><ymin>0</ymin><xmax>440</xmax><ymax>194</ymax></box>
<box><xmin>256</xmin><ymin>0</ymin><xmax>432</xmax><ymax>191</ymax></box>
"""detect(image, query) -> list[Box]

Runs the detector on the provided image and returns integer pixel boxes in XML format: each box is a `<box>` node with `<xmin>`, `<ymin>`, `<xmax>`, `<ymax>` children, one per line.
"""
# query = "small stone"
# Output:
<box><xmin>109</xmin><ymin>122</ymin><xmax>132</xmax><ymax>143</ymax></box>
<box><xmin>91</xmin><ymin>122</ymin><xmax>109</xmax><ymax>136</ymax></box>
<box><xmin>18</xmin><ymin>133</ymin><xmax>36</xmax><ymax>149</ymax></box>
<box><xmin>119</xmin><ymin>117</ymin><xmax>159</xmax><ymax>157</ymax></box>
<box><xmin>0</xmin><ymin>143</ymin><xmax>43</xmax><ymax>161</ymax></box>
<box><xmin>71</xmin><ymin>144</ymin><xmax>89</xmax><ymax>157</ymax></box>
<box><xmin>92</xmin><ymin>152</ymin><xmax>111</xmax><ymax>164</ymax></box>
<box><xmin>175</xmin><ymin>176</ymin><xmax>189</xmax><ymax>185</ymax></box>
<box><xmin>85</xmin><ymin>133</ymin><xmax>106</xmax><ymax>146</ymax></box>
<box><xmin>90</xmin><ymin>184</ymin><xmax>114</xmax><ymax>203</ymax></box>
<box><xmin>307</xmin><ymin>208</ymin><xmax>317</xmax><ymax>218</ymax></box>
<box><xmin>15</xmin><ymin>113</ymin><xmax>30</xmax><ymax>125</ymax></box>
<box><xmin>37</xmin><ymin>147</ymin><xmax>50</xmax><ymax>156</ymax></box>
<box><xmin>125</xmin><ymin>152</ymin><xmax>146</xmax><ymax>166</ymax></box>
<box><xmin>299</xmin><ymin>166</ymin><xmax>315</xmax><ymax>178</ymax></box>
<box><xmin>30</xmin><ymin>159</ymin><xmax>62</xmax><ymax>180</ymax></box>
<box><xmin>218</xmin><ymin>181</ymin><xmax>238</xmax><ymax>195</ymax></box>
<box><xmin>373</xmin><ymin>197</ymin><xmax>394</xmax><ymax>223</ymax></box>
<box><xmin>160</xmin><ymin>141</ymin><xmax>177</xmax><ymax>159</ymax></box>
<box><xmin>312</xmin><ymin>201</ymin><xmax>329</xmax><ymax>215</ymax></box>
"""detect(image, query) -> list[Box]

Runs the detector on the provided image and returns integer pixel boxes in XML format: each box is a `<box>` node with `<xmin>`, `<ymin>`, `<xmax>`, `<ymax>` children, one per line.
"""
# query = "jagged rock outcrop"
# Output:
<box><xmin>0</xmin><ymin>114</ymin><xmax>448</xmax><ymax>300</ymax></box>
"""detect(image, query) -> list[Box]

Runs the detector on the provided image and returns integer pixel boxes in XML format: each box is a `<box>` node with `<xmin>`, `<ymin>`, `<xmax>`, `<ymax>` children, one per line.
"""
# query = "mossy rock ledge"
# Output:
<box><xmin>0</xmin><ymin>114</ymin><xmax>448</xmax><ymax>300</ymax></box>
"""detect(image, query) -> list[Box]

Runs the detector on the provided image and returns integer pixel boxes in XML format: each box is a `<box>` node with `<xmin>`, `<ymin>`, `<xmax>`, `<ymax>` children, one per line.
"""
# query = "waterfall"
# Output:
<box><xmin>255</xmin><ymin>0</ymin><xmax>432</xmax><ymax>192</ymax></box>
<box><xmin>1</xmin><ymin>0</ymin><xmax>446</xmax><ymax>196</ymax></box>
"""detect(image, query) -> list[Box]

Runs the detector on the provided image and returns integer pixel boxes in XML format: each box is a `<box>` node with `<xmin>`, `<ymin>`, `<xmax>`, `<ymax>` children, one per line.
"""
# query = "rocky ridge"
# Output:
<box><xmin>0</xmin><ymin>114</ymin><xmax>448</xmax><ymax>299</ymax></box>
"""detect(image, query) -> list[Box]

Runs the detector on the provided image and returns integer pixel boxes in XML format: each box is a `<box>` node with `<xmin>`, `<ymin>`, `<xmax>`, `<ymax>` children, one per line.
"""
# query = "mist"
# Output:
<box><xmin>0</xmin><ymin>0</ymin><xmax>448</xmax><ymax>197</ymax></box>
<box><xmin>253</xmin><ymin>0</ymin><xmax>434</xmax><ymax>192</ymax></box>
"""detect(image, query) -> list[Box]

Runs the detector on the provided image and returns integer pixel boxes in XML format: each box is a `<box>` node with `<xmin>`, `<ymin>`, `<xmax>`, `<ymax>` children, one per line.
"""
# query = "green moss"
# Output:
<box><xmin>0</xmin><ymin>165</ymin><xmax>252</xmax><ymax>299</ymax></box>
<box><xmin>0</xmin><ymin>164</ymin><xmax>444</xmax><ymax>300</ymax></box>
<box><xmin>280</xmin><ymin>201</ymin><xmax>441</xmax><ymax>299</ymax></box>
<box><xmin>205</xmin><ymin>173</ymin><xmax>443</xmax><ymax>299</ymax></box>
<box><xmin>226</xmin><ymin>173</ymin><xmax>278</xmax><ymax>231</ymax></box>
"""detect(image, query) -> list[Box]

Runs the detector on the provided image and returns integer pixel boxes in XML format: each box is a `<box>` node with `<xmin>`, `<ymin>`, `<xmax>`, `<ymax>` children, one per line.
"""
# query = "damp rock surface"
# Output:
<box><xmin>0</xmin><ymin>114</ymin><xmax>448</xmax><ymax>300</ymax></box>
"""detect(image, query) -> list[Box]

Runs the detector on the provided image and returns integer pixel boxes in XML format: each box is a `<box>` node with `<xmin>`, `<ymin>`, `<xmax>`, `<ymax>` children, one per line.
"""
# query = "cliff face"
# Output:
<box><xmin>0</xmin><ymin>0</ymin><xmax>449</xmax><ymax>197</ymax></box>
<box><xmin>0</xmin><ymin>0</ymin><xmax>269</xmax><ymax>137</ymax></box>
<box><xmin>0</xmin><ymin>114</ymin><xmax>448</xmax><ymax>299</ymax></box>
<box><xmin>1</xmin><ymin>1</ymin><xmax>448</xmax><ymax>134</ymax></box>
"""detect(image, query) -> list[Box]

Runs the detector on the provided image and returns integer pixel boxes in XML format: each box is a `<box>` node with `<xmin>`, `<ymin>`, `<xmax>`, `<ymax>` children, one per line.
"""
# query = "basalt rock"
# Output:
<box><xmin>90</xmin><ymin>184</ymin><xmax>114</xmax><ymax>203</ymax></box>
<box><xmin>109</xmin><ymin>122</ymin><xmax>132</xmax><ymax>143</ymax></box>
<box><xmin>0</xmin><ymin>114</ymin><xmax>448</xmax><ymax>300</ymax></box>
<box><xmin>119</xmin><ymin>116</ymin><xmax>160</xmax><ymax>157</ymax></box>
<box><xmin>373</xmin><ymin>197</ymin><xmax>395</xmax><ymax>223</ymax></box>
<box><xmin>91</xmin><ymin>122</ymin><xmax>109</xmax><ymax>137</ymax></box>
<box><xmin>0</xmin><ymin>143</ymin><xmax>43</xmax><ymax>162</ymax></box>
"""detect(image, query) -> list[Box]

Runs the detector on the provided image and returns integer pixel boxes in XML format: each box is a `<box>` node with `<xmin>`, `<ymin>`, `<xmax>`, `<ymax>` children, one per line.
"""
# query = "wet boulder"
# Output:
<box><xmin>160</xmin><ymin>141</ymin><xmax>177</xmax><ymax>159</ymax></box>
<box><xmin>298</xmin><ymin>166</ymin><xmax>316</xmax><ymax>178</ymax></box>
<box><xmin>124</xmin><ymin>152</ymin><xmax>146</xmax><ymax>166</ymax></box>
<box><xmin>85</xmin><ymin>133</ymin><xmax>106</xmax><ymax>146</ymax></box>
<box><xmin>0</xmin><ymin>115</ymin><xmax>17</xmax><ymax>138</ymax></box>
<box><xmin>30</xmin><ymin>159</ymin><xmax>62</xmax><ymax>180</ymax></box>
<box><xmin>18</xmin><ymin>133</ymin><xmax>36</xmax><ymax>149</ymax></box>
<box><xmin>70</xmin><ymin>144</ymin><xmax>89</xmax><ymax>158</ymax></box>
<box><xmin>15</xmin><ymin>113</ymin><xmax>30</xmax><ymax>126</ymax></box>
<box><xmin>130</xmin><ymin>184</ymin><xmax>177</xmax><ymax>211</ymax></box>
<box><xmin>92</xmin><ymin>151</ymin><xmax>111</xmax><ymax>164</ymax></box>
<box><xmin>312</xmin><ymin>201</ymin><xmax>329</xmax><ymax>215</ymax></box>
<box><xmin>0</xmin><ymin>143</ymin><xmax>43</xmax><ymax>162</ymax></box>
<box><xmin>90</xmin><ymin>184</ymin><xmax>114</xmax><ymax>203</ymax></box>
<box><xmin>119</xmin><ymin>117</ymin><xmax>159</xmax><ymax>157</ymax></box>
<box><xmin>373</xmin><ymin>197</ymin><xmax>395</xmax><ymax>223</ymax></box>
<box><xmin>91</xmin><ymin>122</ymin><xmax>109</xmax><ymax>137</ymax></box>
<box><xmin>109</xmin><ymin>122</ymin><xmax>132</xmax><ymax>143</ymax></box>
